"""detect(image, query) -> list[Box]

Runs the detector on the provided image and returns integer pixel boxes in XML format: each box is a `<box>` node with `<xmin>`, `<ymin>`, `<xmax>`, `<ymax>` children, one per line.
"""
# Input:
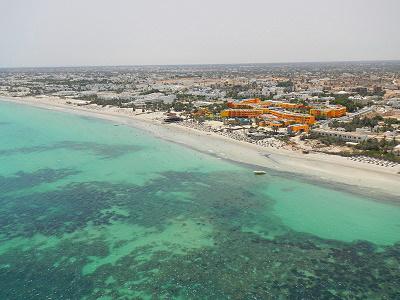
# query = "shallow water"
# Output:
<box><xmin>1</xmin><ymin>100</ymin><xmax>400</xmax><ymax>299</ymax></box>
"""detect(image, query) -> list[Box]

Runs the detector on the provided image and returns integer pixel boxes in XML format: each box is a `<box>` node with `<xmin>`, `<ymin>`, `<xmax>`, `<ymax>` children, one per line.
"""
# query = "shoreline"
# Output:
<box><xmin>1</xmin><ymin>95</ymin><xmax>399</xmax><ymax>199</ymax></box>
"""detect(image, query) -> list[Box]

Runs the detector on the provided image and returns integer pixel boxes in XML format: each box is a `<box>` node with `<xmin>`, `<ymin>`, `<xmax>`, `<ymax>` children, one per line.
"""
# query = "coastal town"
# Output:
<box><xmin>2</xmin><ymin>0</ymin><xmax>400</xmax><ymax>298</ymax></box>
<box><xmin>1</xmin><ymin>62</ymin><xmax>400</xmax><ymax>169</ymax></box>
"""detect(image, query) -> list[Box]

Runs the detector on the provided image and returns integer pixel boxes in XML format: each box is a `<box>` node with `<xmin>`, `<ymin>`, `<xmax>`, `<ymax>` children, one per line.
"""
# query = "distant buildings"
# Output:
<box><xmin>136</xmin><ymin>93</ymin><xmax>176</xmax><ymax>104</ymax></box>
<box><xmin>1</xmin><ymin>62</ymin><xmax>399</xmax><ymax>147</ymax></box>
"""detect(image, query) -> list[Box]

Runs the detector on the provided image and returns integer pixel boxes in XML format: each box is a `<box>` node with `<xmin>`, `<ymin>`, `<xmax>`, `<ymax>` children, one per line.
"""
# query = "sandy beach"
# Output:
<box><xmin>1</xmin><ymin>96</ymin><xmax>399</xmax><ymax>199</ymax></box>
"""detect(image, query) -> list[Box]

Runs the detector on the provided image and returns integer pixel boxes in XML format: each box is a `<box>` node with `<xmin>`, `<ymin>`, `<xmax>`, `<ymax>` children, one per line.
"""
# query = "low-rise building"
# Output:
<box><xmin>311</xmin><ymin>128</ymin><xmax>369</xmax><ymax>142</ymax></box>
<box><xmin>288</xmin><ymin>124</ymin><xmax>309</xmax><ymax>134</ymax></box>
<box><xmin>310</xmin><ymin>106</ymin><xmax>347</xmax><ymax>118</ymax></box>
<box><xmin>220</xmin><ymin>109</ymin><xmax>264</xmax><ymax>118</ymax></box>
<box><xmin>264</xmin><ymin>109</ymin><xmax>316</xmax><ymax>125</ymax></box>
<box><xmin>393</xmin><ymin>144</ymin><xmax>400</xmax><ymax>156</ymax></box>
<box><xmin>387</xmin><ymin>99</ymin><xmax>400</xmax><ymax>109</ymax></box>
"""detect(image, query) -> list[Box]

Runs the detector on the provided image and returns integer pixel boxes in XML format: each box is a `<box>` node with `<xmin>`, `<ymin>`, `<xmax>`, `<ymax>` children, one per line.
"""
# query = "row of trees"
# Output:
<box><xmin>303</xmin><ymin>133</ymin><xmax>346</xmax><ymax>146</ymax></box>
<box><xmin>176</xmin><ymin>93</ymin><xmax>206</xmax><ymax>101</ymax></box>
<box><xmin>330</xmin><ymin>96</ymin><xmax>369</xmax><ymax>113</ymax></box>
<box><xmin>304</xmin><ymin>133</ymin><xmax>399</xmax><ymax>162</ymax></box>
<box><xmin>276</xmin><ymin>81</ymin><xmax>294</xmax><ymax>88</ymax></box>
<box><xmin>354</xmin><ymin>137</ymin><xmax>400</xmax><ymax>162</ymax></box>
<box><xmin>79</xmin><ymin>92</ymin><xmax>228</xmax><ymax>117</ymax></box>
<box><xmin>330</xmin><ymin>115</ymin><xmax>400</xmax><ymax>132</ymax></box>
<box><xmin>356</xmin><ymin>137</ymin><xmax>398</xmax><ymax>151</ymax></box>
<box><xmin>330</xmin><ymin>116</ymin><xmax>382</xmax><ymax>131</ymax></box>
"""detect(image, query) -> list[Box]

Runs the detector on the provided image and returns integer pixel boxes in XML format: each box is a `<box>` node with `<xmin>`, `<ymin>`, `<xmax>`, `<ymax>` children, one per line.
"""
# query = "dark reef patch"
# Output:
<box><xmin>0</xmin><ymin>170</ymin><xmax>271</xmax><ymax>239</ymax></box>
<box><xmin>0</xmin><ymin>240</ymin><xmax>96</xmax><ymax>299</ymax></box>
<box><xmin>0</xmin><ymin>141</ymin><xmax>143</xmax><ymax>159</ymax></box>
<box><xmin>54</xmin><ymin>141</ymin><xmax>143</xmax><ymax>159</ymax></box>
<box><xmin>0</xmin><ymin>168</ymin><xmax>79</xmax><ymax>194</ymax></box>
<box><xmin>0</xmin><ymin>170</ymin><xmax>400</xmax><ymax>299</ymax></box>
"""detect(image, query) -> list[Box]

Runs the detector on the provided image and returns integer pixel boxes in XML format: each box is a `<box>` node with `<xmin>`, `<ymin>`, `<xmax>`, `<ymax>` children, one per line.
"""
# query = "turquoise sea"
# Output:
<box><xmin>0</xmin><ymin>100</ymin><xmax>399</xmax><ymax>299</ymax></box>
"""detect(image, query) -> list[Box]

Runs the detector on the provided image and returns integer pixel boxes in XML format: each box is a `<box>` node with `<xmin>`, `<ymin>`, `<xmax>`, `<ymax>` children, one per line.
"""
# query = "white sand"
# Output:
<box><xmin>1</xmin><ymin>96</ymin><xmax>399</xmax><ymax>199</ymax></box>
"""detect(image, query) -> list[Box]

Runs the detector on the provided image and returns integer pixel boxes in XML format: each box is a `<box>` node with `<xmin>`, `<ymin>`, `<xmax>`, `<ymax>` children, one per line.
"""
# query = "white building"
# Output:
<box><xmin>393</xmin><ymin>144</ymin><xmax>400</xmax><ymax>156</ymax></box>
<box><xmin>312</xmin><ymin>129</ymin><xmax>369</xmax><ymax>143</ymax></box>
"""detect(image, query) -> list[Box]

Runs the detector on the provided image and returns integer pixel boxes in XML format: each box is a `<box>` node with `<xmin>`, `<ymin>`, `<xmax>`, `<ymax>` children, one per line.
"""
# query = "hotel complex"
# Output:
<box><xmin>220</xmin><ymin>98</ymin><xmax>347</xmax><ymax>133</ymax></box>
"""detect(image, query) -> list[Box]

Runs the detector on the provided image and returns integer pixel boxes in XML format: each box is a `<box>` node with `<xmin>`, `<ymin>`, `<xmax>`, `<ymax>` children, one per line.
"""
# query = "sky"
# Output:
<box><xmin>0</xmin><ymin>0</ymin><xmax>399</xmax><ymax>68</ymax></box>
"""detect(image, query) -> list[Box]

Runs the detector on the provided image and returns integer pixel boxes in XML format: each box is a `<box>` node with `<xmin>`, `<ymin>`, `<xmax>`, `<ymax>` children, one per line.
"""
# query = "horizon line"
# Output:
<box><xmin>1</xmin><ymin>58</ymin><xmax>400</xmax><ymax>70</ymax></box>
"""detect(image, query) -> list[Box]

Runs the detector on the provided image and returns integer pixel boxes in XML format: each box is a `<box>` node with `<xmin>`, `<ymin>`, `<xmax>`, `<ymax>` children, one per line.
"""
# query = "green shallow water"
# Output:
<box><xmin>268</xmin><ymin>178</ymin><xmax>400</xmax><ymax>245</ymax></box>
<box><xmin>0</xmin><ymin>100</ymin><xmax>400</xmax><ymax>299</ymax></box>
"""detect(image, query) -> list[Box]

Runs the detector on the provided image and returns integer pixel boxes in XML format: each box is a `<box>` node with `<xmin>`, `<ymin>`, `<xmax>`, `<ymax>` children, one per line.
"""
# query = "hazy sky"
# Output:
<box><xmin>1</xmin><ymin>0</ymin><xmax>399</xmax><ymax>67</ymax></box>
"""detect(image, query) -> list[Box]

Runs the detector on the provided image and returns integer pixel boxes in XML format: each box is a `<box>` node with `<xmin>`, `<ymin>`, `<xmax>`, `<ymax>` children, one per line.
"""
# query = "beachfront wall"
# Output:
<box><xmin>310</xmin><ymin>106</ymin><xmax>347</xmax><ymax>118</ymax></box>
